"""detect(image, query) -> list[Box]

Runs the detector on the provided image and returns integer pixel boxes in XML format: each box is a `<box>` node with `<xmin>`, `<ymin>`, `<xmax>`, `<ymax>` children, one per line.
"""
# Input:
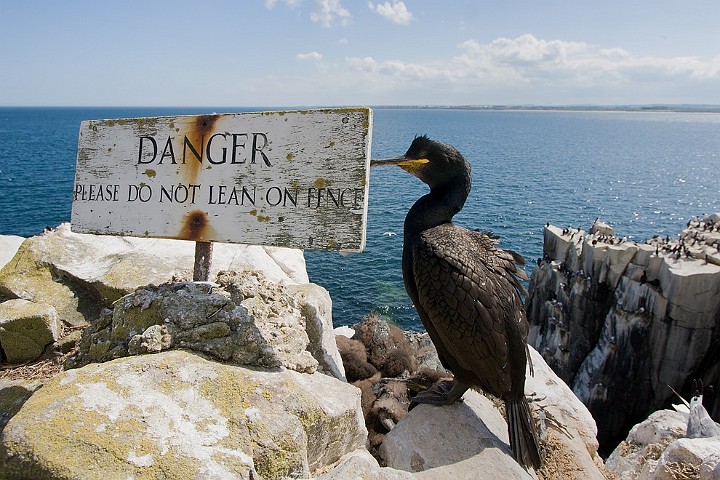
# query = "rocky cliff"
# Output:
<box><xmin>0</xmin><ymin>225</ymin><xmax>607</xmax><ymax>479</ymax></box>
<box><xmin>526</xmin><ymin>214</ymin><xmax>720</xmax><ymax>454</ymax></box>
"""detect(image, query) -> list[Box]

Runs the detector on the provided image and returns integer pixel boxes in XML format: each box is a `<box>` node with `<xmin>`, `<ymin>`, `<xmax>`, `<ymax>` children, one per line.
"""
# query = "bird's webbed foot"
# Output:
<box><xmin>410</xmin><ymin>378</ymin><xmax>469</xmax><ymax>409</ymax></box>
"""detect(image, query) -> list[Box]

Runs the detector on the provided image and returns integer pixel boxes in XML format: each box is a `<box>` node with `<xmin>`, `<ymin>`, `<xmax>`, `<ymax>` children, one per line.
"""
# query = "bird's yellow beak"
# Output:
<box><xmin>370</xmin><ymin>157</ymin><xmax>429</xmax><ymax>174</ymax></box>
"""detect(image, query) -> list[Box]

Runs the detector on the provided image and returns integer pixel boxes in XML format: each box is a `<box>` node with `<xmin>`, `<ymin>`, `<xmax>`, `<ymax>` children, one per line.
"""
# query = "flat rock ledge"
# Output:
<box><xmin>0</xmin><ymin>223</ymin><xmax>308</xmax><ymax>329</ymax></box>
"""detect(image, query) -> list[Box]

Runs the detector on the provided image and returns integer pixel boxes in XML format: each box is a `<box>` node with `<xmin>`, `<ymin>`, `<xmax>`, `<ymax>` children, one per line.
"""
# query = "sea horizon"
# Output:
<box><xmin>2</xmin><ymin>103</ymin><xmax>720</xmax><ymax>112</ymax></box>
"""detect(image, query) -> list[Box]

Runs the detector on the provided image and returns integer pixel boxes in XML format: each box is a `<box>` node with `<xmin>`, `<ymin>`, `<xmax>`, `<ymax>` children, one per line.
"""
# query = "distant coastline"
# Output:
<box><xmin>372</xmin><ymin>104</ymin><xmax>720</xmax><ymax>113</ymax></box>
<box><xmin>2</xmin><ymin>104</ymin><xmax>720</xmax><ymax>114</ymax></box>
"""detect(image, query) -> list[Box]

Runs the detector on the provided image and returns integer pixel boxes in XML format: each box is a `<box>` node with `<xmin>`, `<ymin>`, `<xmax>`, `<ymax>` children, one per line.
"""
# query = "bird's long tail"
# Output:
<box><xmin>506</xmin><ymin>397</ymin><xmax>542</xmax><ymax>470</ymax></box>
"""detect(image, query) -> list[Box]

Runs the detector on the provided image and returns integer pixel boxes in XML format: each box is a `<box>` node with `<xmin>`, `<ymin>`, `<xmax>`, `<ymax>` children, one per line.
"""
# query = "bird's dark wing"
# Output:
<box><xmin>467</xmin><ymin>229</ymin><xmax>529</xmax><ymax>296</ymax></box>
<box><xmin>411</xmin><ymin>223</ymin><xmax>529</xmax><ymax>397</ymax></box>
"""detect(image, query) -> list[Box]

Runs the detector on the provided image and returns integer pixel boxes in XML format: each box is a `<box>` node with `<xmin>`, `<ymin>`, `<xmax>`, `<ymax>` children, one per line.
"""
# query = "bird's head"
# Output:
<box><xmin>371</xmin><ymin>135</ymin><xmax>470</xmax><ymax>191</ymax></box>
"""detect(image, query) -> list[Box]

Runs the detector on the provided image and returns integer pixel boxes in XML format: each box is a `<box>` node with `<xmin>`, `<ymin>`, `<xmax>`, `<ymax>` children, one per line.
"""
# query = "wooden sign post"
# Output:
<box><xmin>71</xmin><ymin>108</ymin><xmax>372</xmax><ymax>280</ymax></box>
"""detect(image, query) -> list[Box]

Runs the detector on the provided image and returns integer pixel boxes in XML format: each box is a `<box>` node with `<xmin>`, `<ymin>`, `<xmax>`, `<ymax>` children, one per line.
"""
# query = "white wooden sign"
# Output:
<box><xmin>71</xmin><ymin>108</ymin><xmax>372</xmax><ymax>251</ymax></box>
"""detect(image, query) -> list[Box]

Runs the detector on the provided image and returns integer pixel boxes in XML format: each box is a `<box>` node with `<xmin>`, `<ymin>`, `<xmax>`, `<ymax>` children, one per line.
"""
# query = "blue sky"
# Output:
<box><xmin>2</xmin><ymin>0</ymin><xmax>719</xmax><ymax>106</ymax></box>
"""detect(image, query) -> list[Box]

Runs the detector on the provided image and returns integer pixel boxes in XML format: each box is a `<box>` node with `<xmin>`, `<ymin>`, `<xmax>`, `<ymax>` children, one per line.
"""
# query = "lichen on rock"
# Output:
<box><xmin>0</xmin><ymin>299</ymin><xmax>61</xmax><ymax>363</ymax></box>
<box><xmin>67</xmin><ymin>272</ymin><xmax>339</xmax><ymax>376</ymax></box>
<box><xmin>1</xmin><ymin>350</ymin><xmax>366</xmax><ymax>480</ymax></box>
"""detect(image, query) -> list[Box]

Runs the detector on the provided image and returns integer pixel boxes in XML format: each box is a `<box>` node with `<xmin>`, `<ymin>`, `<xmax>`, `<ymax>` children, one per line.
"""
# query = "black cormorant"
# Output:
<box><xmin>371</xmin><ymin>135</ymin><xmax>542</xmax><ymax>469</ymax></box>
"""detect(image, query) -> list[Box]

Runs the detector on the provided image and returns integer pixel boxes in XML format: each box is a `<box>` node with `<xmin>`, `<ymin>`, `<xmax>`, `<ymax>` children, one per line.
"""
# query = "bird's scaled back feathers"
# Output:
<box><xmin>411</xmin><ymin>223</ymin><xmax>531</xmax><ymax>398</ymax></box>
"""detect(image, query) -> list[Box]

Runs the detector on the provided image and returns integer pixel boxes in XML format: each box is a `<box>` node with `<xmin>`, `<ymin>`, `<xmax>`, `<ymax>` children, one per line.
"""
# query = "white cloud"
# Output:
<box><xmin>346</xmin><ymin>56</ymin><xmax>444</xmax><ymax>80</ymax></box>
<box><xmin>346</xmin><ymin>34</ymin><xmax>720</xmax><ymax>91</ymax></box>
<box><xmin>311</xmin><ymin>0</ymin><xmax>351</xmax><ymax>27</ymax></box>
<box><xmin>368</xmin><ymin>1</ymin><xmax>413</xmax><ymax>25</ymax></box>
<box><xmin>297</xmin><ymin>51</ymin><xmax>323</xmax><ymax>62</ymax></box>
<box><xmin>346</xmin><ymin>56</ymin><xmax>376</xmax><ymax>69</ymax></box>
<box><xmin>264</xmin><ymin>0</ymin><xmax>301</xmax><ymax>8</ymax></box>
<box><xmin>464</xmin><ymin>34</ymin><xmax>720</xmax><ymax>87</ymax></box>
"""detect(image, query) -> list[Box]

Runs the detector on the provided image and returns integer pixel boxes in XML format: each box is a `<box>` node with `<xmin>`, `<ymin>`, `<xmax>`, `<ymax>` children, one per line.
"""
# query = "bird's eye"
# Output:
<box><xmin>418</xmin><ymin>150</ymin><xmax>428</xmax><ymax>159</ymax></box>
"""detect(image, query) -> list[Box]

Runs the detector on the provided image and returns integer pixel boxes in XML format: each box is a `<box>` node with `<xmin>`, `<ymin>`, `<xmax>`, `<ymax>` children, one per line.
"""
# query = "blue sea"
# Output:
<box><xmin>1</xmin><ymin>107</ymin><xmax>719</xmax><ymax>330</ymax></box>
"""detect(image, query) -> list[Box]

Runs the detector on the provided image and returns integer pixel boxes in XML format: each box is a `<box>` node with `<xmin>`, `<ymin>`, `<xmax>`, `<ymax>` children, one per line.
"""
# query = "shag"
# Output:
<box><xmin>371</xmin><ymin>136</ymin><xmax>542</xmax><ymax>469</ymax></box>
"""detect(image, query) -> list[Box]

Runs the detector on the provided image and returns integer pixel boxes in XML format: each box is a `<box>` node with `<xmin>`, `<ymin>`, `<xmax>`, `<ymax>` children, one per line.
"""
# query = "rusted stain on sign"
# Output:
<box><xmin>71</xmin><ymin>108</ymin><xmax>372</xmax><ymax>251</ymax></box>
